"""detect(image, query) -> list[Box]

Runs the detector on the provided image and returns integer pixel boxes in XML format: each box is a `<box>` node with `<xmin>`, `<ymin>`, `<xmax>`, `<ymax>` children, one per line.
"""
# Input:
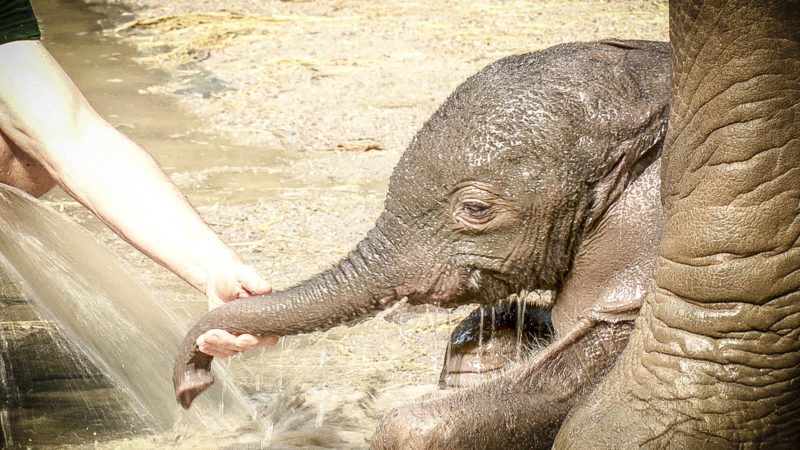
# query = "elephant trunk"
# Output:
<box><xmin>173</xmin><ymin>227</ymin><xmax>405</xmax><ymax>408</ymax></box>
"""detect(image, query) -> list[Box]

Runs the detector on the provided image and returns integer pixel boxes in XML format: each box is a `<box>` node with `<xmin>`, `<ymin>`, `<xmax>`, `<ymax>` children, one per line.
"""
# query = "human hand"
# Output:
<box><xmin>196</xmin><ymin>329</ymin><xmax>279</xmax><ymax>358</ymax></box>
<box><xmin>196</xmin><ymin>261</ymin><xmax>279</xmax><ymax>357</ymax></box>
<box><xmin>205</xmin><ymin>261</ymin><xmax>272</xmax><ymax>309</ymax></box>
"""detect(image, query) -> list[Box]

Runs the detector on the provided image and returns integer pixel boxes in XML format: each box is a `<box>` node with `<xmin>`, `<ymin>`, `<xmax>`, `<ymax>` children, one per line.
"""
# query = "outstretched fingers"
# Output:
<box><xmin>196</xmin><ymin>328</ymin><xmax>279</xmax><ymax>357</ymax></box>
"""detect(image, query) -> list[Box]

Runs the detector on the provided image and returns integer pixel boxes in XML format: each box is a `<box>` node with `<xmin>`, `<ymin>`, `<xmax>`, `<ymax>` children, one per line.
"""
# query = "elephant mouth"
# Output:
<box><xmin>402</xmin><ymin>267</ymin><xmax>512</xmax><ymax>308</ymax></box>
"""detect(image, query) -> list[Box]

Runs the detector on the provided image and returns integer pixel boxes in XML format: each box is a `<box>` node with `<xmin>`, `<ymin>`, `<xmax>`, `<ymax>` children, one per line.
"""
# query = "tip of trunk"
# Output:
<box><xmin>173</xmin><ymin>343</ymin><xmax>214</xmax><ymax>409</ymax></box>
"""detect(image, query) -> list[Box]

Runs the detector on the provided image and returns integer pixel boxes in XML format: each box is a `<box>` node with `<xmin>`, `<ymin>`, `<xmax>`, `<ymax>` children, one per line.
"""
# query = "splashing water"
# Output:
<box><xmin>0</xmin><ymin>185</ymin><xmax>255</xmax><ymax>434</ymax></box>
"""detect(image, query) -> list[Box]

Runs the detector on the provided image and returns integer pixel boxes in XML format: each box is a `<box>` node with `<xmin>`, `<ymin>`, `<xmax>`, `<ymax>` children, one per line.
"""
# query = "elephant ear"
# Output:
<box><xmin>583</xmin><ymin>40</ymin><xmax>670</xmax><ymax>231</ymax></box>
<box><xmin>585</xmin><ymin>105</ymin><xmax>667</xmax><ymax>231</ymax></box>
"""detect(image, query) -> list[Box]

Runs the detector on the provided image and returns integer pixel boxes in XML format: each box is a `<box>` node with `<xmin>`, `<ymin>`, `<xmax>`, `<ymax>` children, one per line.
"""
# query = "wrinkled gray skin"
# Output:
<box><xmin>173</xmin><ymin>39</ymin><xmax>670</xmax><ymax>448</ymax></box>
<box><xmin>555</xmin><ymin>1</ymin><xmax>800</xmax><ymax>448</ymax></box>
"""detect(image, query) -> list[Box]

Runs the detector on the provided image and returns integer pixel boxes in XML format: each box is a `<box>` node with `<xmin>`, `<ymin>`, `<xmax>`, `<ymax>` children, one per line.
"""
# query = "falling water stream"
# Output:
<box><xmin>0</xmin><ymin>185</ymin><xmax>256</xmax><ymax>445</ymax></box>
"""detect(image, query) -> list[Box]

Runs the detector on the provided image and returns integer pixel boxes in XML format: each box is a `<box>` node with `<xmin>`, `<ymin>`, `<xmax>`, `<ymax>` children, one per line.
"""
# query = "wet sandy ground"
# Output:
<box><xmin>24</xmin><ymin>0</ymin><xmax>668</xmax><ymax>447</ymax></box>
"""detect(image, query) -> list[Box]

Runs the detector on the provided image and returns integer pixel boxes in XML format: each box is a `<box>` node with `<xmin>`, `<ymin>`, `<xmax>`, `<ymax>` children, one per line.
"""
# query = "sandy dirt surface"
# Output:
<box><xmin>27</xmin><ymin>1</ymin><xmax>668</xmax><ymax>447</ymax></box>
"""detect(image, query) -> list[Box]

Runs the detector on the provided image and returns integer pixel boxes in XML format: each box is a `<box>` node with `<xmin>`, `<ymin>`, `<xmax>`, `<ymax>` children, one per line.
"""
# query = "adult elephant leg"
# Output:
<box><xmin>556</xmin><ymin>1</ymin><xmax>800</xmax><ymax>447</ymax></box>
<box><xmin>373</xmin><ymin>310</ymin><xmax>634</xmax><ymax>450</ymax></box>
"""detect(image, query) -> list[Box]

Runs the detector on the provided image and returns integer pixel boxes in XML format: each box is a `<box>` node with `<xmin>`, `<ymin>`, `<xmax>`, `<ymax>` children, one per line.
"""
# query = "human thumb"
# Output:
<box><xmin>239</xmin><ymin>266</ymin><xmax>272</xmax><ymax>296</ymax></box>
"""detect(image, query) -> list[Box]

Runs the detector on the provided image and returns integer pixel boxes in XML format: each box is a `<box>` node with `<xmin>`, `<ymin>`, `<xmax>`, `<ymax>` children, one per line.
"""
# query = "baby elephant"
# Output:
<box><xmin>174</xmin><ymin>39</ymin><xmax>669</xmax><ymax>448</ymax></box>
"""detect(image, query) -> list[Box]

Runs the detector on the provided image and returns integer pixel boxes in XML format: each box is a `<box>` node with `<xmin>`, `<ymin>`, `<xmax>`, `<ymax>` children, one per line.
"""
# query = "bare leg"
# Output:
<box><xmin>556</xmin><ymin>3</ymin><xmax>800</xmax><ymax>447</ymax></box>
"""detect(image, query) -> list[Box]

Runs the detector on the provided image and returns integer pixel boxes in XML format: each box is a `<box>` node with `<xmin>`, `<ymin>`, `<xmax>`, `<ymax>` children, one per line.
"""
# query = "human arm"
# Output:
<box><xmin>0</xmin><ymin>40</ymin><xmax>275</xmax><ymax>355</ymax></box>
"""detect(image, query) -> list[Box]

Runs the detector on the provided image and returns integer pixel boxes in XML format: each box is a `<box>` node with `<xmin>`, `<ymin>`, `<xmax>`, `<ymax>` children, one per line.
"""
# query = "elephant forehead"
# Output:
<box><xmin>387</xmin><ymin>40</ymin><xmax>670</xmax><ymax>207</ymax></box>
<box><xmin>391</xmin><ymin>136</ymin><xmax>553</xmax><ymax>199</ymax></box>
<box><xmin>396</xmin><ymin>107</ymin><xmax>615</xmax><ymax>197</ymax></box>
<box><xmin>402</xmin><ymin>49</ymin><xmax>667</xmax><ymax>183</ymax></box>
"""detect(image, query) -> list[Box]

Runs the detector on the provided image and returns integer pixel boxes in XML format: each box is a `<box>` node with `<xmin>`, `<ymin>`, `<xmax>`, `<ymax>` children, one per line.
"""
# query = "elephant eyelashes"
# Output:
<box><xmin>462</xmin><ymin>200</ymin><xmax>491</xmax><ymax>216</ymax></box>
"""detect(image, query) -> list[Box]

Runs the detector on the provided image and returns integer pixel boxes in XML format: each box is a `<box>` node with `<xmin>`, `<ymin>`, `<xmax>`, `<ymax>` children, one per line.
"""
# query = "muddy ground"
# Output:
<box><xmin>26</xmin><ymin>0</ymin><xmax>668</xmax><ymax>447</ymax></box>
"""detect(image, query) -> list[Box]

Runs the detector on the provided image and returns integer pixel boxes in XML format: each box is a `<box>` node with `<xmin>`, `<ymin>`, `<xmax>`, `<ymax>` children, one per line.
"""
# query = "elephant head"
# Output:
<box><xmin>173</xmin><ymin>40</ymin><xmax>669</xmax><ymax>409</ymax></box>
<box><xmin>555</xmin><ymin>1</ymin><xmax>800</xmax><ymax>446</ymax></box>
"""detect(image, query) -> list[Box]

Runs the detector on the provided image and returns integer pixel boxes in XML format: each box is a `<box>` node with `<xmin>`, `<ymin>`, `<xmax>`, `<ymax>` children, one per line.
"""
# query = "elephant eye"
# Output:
<box><xmin>450</xmin><ymin>182</ymin><xmax>517</xmax><ymax>232</ymax></box>
<box><xmin>454</xmin><ymin>198</ymin><xmax>496</xmax><ymax>228</ymax></box>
